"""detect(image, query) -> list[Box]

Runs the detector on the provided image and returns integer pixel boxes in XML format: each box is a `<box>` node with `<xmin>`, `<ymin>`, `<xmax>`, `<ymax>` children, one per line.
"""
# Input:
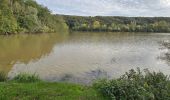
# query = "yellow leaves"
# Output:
<box><xmin>93</xmin><ymin>20</ymin><xmax>101</xmax><ymax>29</ymax></box>
<box><xmin>144</xmin><ymin>82</ymin><xmax>149</xmax><ymax>88</ymax></box>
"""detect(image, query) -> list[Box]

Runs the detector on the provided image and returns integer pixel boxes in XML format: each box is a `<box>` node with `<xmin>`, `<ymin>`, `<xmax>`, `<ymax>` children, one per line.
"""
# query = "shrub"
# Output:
<box><xmin>13</xmin><ymin>73</ymin><xmax>40</xmax><ymax>83</ymax></box>
<box><xmin>0</xmin><ymin>72</ymin><xmax>7</xmax><ymax>82</ymax></box>
<box><xmin>93</xmin><ymin>68</ymin><xmax>170</xmax><ymax>100</ymax></box>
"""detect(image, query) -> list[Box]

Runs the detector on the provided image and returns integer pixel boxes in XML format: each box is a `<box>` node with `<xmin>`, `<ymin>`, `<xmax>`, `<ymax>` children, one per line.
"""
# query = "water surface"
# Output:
<box><xmin>0</xmin><ymin>32</ymin><xmax>170</xmax><ymax>84</ymax></box>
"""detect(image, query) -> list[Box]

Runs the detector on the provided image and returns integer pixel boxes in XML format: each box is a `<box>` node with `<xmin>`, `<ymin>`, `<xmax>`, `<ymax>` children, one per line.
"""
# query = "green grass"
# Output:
<box><xmin>1</xmin><ymin>69</ymin><xmax>170</xmax><ymax>100</ymax></box>
<box><xmin>0</xmin><ymin>82</ymin><xmax>105</xmax><ymax>100</ymax></box>
<box><xmin>0</xmin><ymin>73</ymin><xmax>106</xmax><ymax>100</ymax></box>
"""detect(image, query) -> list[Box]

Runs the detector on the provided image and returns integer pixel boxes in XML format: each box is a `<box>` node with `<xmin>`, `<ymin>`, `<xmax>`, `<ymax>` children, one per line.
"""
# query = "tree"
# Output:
<box><xmin>93</xmin><ymin>21</ymin><xmax>101</xmax><ymax>30</ymax></box>
<box><xmin>111</xmin><ymin>23</ymin><xmax>121</xmax><ymax>31</ymax></box>
<box><xmin>101</xmin><ymin>24</ymin><xmax>107</xmax><ymax>31</ymax></box>
<box><xmin>63</xmin><ymin>15</ymin><xmax>170</xmax><ymax>33</ymax></box>
<box><xmin>153</xmin><ymin>21</ymin><xmax>169</xmax><ymax>32</ymax></box>
<box><xmin>129</xmin><ymin>21</ymin><xmax>137</xmax><ymax>32</ymax></box>
<box><xmin>0</xmin><ymin>0</ymin><xmax>68</xmax><ymax>34</ymax></box>
<box><xmin>0</xmin><ymin>0</ymin><xmax>18</xmax><ymax>34</ymax></box>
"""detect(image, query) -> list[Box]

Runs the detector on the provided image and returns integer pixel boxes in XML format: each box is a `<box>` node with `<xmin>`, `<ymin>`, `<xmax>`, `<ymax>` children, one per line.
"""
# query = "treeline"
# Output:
<box><xmin>63</xmin><ymin>15</ymin><xmax>170</xmax><ymax>32</ymax></box>
<box><xmin>0</xmin><ymin>0</ymin><xmax>68</xmax><ymax>35</ymax></box>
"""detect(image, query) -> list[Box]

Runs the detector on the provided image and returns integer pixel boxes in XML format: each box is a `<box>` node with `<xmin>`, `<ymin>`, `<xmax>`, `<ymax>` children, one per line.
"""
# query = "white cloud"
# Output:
<box><xmin>36</xmin><ymin>0</ymin><xmax>170</xmax><ymax>16</ymax></box>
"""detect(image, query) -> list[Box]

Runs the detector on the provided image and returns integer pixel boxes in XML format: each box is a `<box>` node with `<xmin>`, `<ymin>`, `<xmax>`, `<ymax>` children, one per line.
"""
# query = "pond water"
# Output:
<box><xmin>0</xmin><ymin>32</ymin><xmax>170</xmax><ymax>84</ymax></box>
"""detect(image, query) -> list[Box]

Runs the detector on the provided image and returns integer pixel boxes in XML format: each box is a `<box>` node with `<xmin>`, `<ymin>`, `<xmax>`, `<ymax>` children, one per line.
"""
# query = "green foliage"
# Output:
<box><xmin>0</xmin><ymin>0</ymin><xmax>68</xmax><ymax>34</ymax></box>
<box><xmin>0</xmin><ymin>72</ymin><xmax>7</xmax><ymax>82</ymax></box>
<box><xmin>93</xmin><ymin>68</ymin><xmax>170</xmax><ymax>100</ymax></box>
<box><xmin>13</xmin><ymin>73</ymin><xmax>40</xmax><ymax>83</ymax></box>
<box><xmin>64</xmin><ymin>15</ymin><xmax>170</xmax><ymax>32</ymax></box>
<box><xmin>0</xmin><ymin>0</ymin><xmax>19</xmax><ymax>34</ymax></box>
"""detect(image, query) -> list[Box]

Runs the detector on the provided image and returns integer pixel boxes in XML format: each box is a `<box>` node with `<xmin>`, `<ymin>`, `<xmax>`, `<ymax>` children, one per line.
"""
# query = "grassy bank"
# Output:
<box><xmin>0</xmin><ymin>73</ymin><xmax>105</xmax><ymax>100</ymax></box>
<box><xmin>0</xmin><ymin>69</ymin><xmax>170</xmax><ymax>100</ymax></box>
<box><xmin>0</xmin><ymin>82</ymin><xmax>105</xmax><ymax>100</ymax></box>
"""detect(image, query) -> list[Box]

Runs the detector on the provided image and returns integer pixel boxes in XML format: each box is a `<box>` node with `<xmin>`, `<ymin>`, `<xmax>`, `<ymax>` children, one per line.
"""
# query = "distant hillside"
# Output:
<box><xmin>0</xmin><ymin>0</ymin><xmax>68</xmax><ymax>35</ymax></box>
<box><xmin>1</xmin><ymin>0</ymin><xmax>170</xmax><ymax>34</ymax></box>
<box><xmin>63</xmin><ymin>15</ymin><xmax>170</xmax><ymax>32</ymax></box>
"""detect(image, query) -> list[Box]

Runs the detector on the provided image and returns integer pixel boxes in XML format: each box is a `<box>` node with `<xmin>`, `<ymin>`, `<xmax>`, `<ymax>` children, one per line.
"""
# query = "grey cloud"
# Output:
<box><xmin>36</xmin><ymin>0</ymin><xmax>170</xmax><ymax>16</ymax></box>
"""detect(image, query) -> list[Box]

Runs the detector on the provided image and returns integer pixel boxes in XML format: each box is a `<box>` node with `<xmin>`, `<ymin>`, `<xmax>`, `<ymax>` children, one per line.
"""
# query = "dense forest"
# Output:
<box><xmin>0</xmin><ymin>0</ymin><xmax>68</xmax><ymax>35</ymax></box>
<box><xmin>1</xmin><ymin>0</ymin><xmax>170</xmax><ymax>34</ymax></box>
<box><xmin>63</xmin><ymin>15</ymin><xmax>170</xmax><ymax>32</ymax></box>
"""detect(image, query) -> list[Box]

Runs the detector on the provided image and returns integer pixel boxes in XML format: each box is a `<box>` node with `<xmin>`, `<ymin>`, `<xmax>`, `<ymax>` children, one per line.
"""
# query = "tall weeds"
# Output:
<box><xmin>13</xmin><ymin>73</ymin><xmax>40</xmax><ymax>83</ymax></box>
<box><xmin>0</xmin><ymin>72</ymin><xmax>7</xmax><ymax>82</ymax></box>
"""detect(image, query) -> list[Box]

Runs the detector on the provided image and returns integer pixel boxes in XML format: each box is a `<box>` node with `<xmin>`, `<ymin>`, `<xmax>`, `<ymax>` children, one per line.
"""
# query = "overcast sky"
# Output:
<box><xmin>36</xmin><ymin>0</ymin><xmax>170</xmax><ymax>17</ymax></box>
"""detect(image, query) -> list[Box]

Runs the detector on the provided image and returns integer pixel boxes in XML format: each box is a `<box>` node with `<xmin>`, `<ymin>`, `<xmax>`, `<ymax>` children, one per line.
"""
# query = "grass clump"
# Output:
<box><xmin>94</xmin><ymin>68</ymin><xmax>170</xmax><ymax>100</ymax></box>
<box><xmin>13</xmin><ymin>73</ymin><xmax>40</xmax><ymax>83</ymax></box>
<box><xmin>0</xmin><ymin>72</ymin><xmax>7</xmax><ymax>82</ymax></box>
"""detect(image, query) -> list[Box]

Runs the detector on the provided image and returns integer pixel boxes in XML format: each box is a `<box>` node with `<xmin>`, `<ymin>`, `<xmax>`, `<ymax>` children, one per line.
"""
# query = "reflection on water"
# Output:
<box><xmin>58</xmin><ymin>69</ymin><xmax>109</xmax><ymax>84</ymax></box>
<box><xmin>0</xmin><ymin>33</ymin><xmax>68</xmax><ymax>73</ymax></box>
<box><xmin>1</xmin><ymin>32</ymin><xmax>170</xmax><ymax>84</ymax></box>
<box><xmin>159</xmin><ymin>41</ymin><xmax>170</xmax><ymax>65</ymax></box>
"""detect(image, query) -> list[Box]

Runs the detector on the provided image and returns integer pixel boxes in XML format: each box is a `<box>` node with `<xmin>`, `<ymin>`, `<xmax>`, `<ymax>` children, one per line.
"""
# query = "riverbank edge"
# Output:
<box><xmin>1</xmin><ymin>68</ymin><xmax>170</xmax><ymax>100</ymax></box>
<box><xmin>1</xmin><ymin>30</ymin><xmax>170</xmax><ymax>36</ymax></box>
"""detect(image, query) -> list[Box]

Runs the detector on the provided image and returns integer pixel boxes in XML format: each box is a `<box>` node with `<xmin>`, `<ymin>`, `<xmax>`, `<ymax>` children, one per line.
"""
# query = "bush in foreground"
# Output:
<box><xmin>13</xmin><ymin>73</ymin><xmax>40</xmax><ymax>83</ymax></box>
<box><xmin>93</xmin><ymin>68</ymin><xmax>170</xmax><ymax>100</ymax></box>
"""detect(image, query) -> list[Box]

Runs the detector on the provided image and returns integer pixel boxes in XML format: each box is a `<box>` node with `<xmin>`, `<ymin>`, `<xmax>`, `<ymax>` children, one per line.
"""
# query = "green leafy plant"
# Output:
<box><xmin>93</xmin><ymin>68</ymin><xmax>170</xmax><ymax>100</ymax></box>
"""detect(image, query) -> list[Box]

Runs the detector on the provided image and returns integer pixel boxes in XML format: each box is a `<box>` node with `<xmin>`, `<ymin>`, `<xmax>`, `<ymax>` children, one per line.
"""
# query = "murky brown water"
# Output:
<box><xmin>0</xmin><ymin>32</ymin><xmax>170</xmax><ymax>84</ymax></box>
